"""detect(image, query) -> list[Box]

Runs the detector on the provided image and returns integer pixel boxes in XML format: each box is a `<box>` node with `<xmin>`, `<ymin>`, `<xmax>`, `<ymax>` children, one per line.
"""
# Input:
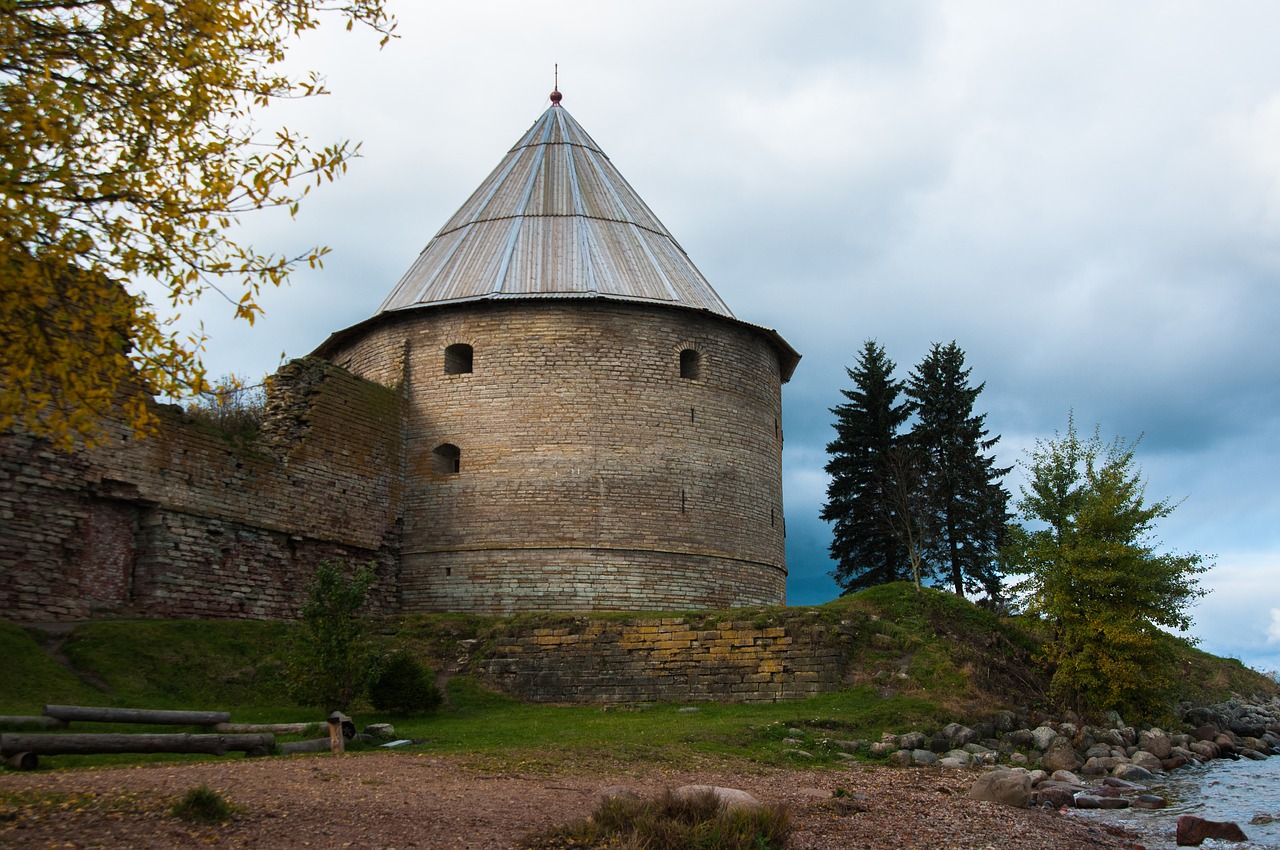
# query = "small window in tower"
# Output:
<box><xmin>444</xmin><ymin>343</ymin><xmax>473</xmax><ymax>375</ymax></box>
<box><xmin>432</xmin><ymin>443</ymin><xmax>461</xmax><ymax>474</ymax></box>
<box><xmin>679</xmin><ymin>348</ymin><xmax>701</xmax><ymax>380</ymax></box>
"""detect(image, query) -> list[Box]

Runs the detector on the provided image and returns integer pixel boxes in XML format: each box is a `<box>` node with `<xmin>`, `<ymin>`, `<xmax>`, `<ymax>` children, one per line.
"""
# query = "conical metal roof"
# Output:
<box><xmin>375</xmin><ymin>94</ymin><xmax>736</xmax><ymax>318</ymax></box>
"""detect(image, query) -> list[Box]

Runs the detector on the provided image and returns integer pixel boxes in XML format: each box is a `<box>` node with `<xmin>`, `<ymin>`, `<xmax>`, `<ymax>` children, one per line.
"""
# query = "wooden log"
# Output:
<box><xmin>43</xmin><ymin>705</ymin><xmax>231</xmax><ymax>726</ymax></box>
<box><xmin>214</xmin><ymin>722</ymin><xmax>312</xmax><ymax>734</ymax></box>
<box><xmin>0</xmin><ymin>715</ymin><xmax>66</xmax><ymax>731</ymax></box>
<box><xmin>0</xmin><ymin>732</ymin><xmax>273</xmax><ymax>757</ymax></box>
<box><xmin>4</xmin><ymin>752</ymin><xmax>38</xmax><ymax>770</ymax></box>
<box><xmin>277</xmin><ymin>738</ymin><xmax>331</xmax><ymax>755</ymax></box>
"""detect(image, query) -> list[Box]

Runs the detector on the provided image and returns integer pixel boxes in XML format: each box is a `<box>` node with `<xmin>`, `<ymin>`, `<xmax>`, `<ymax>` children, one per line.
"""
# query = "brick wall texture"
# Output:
<box><xmin>1</xmin><ymin>298</ymin><xmax>791</xmax><ymax>622</ymax></box>
<box><xmin>0</xmin><ymin>359</ymin><xmax>402</xmax><ymax>621</ymax></box>
<box><xmin>479</xmin><ymin>616</ymin><xmax>846</xmax><ymax>703</ymax></box>
<box><xmin>324</xmin><ymin>299</ymin><xmax>789</xmax><ymax>614</ymax></box>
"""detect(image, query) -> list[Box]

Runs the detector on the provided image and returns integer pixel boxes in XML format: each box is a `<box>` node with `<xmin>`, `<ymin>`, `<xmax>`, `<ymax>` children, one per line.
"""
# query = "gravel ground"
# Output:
<box><xmin>0</xmin><ymin>752</ymin><xmax>1143</xmax><ymax>849</ymax></box>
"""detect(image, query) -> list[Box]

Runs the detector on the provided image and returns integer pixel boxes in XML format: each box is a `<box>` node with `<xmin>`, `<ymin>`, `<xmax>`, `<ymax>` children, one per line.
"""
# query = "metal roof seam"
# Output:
<box><xmin>371</xmin><ymin>100</ymin><xmax>755</xmax><ymax>326</ymax></box>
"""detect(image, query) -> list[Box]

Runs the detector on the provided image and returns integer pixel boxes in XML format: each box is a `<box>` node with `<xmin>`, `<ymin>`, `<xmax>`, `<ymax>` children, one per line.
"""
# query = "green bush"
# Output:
<box><xmin>284</xmin><ymin>560</ymin><xmax>379</xmax><ymax>711</ymax></box>
<box><xmin>369</xmin><ymin>653</ymin><xmax>442</xmax><ymax>715</ymax></box>
<box><xmin>170</xmin><ymin>785</ymin><xmax>233</xmax><ymax>824</ymax></box>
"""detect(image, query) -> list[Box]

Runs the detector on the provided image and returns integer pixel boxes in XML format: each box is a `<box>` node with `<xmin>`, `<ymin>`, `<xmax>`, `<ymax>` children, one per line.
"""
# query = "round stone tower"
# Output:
<box><xmin>315</xmin><ymin>91</ymin><xmax>799</xmax><ymax>614</ymax></box>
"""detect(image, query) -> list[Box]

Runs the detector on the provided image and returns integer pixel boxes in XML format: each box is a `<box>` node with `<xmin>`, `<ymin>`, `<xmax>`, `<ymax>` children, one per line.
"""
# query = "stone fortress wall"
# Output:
<box><xmin>324</xmin><ymin>299</ymin><xmax>788</xmax><ymax>614</ymax></box>
<box><xmin>1</xmin><ymin>300</ymin><xmax>789</xmax><ymax>622</ymax></box>
<box><xmin>0</xmin><ymin>359</ymin><xmax>404</xmax><ymax>622</ymax></box>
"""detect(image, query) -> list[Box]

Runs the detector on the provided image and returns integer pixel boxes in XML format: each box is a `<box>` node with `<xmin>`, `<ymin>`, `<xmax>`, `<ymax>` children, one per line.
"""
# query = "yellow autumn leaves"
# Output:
<box><xmin>0</xmin><ymin>1</ymin><xmax>394</xmax><ymax>448</ymax></box>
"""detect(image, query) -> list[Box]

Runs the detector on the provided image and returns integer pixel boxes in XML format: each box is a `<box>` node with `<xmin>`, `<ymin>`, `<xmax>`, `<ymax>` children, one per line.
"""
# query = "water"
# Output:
<box><xmin>1073</xmin><ymin>756</ymin><xmax>1280</xmax><ymax>849</ymax></box>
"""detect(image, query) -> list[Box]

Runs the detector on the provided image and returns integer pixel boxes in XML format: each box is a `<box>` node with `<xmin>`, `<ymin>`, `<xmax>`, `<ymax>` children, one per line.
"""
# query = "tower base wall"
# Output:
<box><xmin>400</xmin><ymin>548</ymin><xmax>785</xmax><ymax>615</ymax></box>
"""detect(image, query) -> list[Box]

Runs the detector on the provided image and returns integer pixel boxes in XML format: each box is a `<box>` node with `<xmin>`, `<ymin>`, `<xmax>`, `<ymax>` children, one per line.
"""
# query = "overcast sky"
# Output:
<box><xmin>176</xmin><ymin>1</ymin><xmax>1280</xmax><ymax>674</ymax></box>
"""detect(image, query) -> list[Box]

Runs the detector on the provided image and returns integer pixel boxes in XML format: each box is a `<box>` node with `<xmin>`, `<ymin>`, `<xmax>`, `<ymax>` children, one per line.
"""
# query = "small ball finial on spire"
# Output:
<box><xmin>550</xmin><ymin>63</ymin><xmax>562</xmax><ymax>105</ymax></box>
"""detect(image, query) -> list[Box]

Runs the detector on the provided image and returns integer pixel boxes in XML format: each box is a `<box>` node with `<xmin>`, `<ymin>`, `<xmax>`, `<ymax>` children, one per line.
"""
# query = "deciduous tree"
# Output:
<box><xmin>1003</xmin><ymin>416</ymin><xmax>1210</xmax><ymax>717</ymax></box>
<box><xmin>0</xmin><ymin>1</ymin><xmax>394</xmax><ymax>447</ymax></box>
<box><xmin>906</xmin><ymin>342</ymin><xmax>1010</xmax><ymax>598</ymax></box>
<box><xmin>285</xmin><ymin>560</ymin><xmax>380</xmax><ymax>711</ymax></box>
<box><xmin>822</xmin><ymin>340</ymin><xmax>913</xmax><ymax>593</ymax></box>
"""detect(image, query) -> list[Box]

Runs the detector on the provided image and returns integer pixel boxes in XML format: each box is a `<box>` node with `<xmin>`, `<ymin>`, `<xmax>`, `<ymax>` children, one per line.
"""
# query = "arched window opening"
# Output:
<box><xmin>679</xmin><ymin>348</ymin><xmax>701</xmax><ymax>380</ymax></box>
<box><xmin>444</xmin><ymin>343</ymin><xmax>473</xmax><ymax>375</ymax></box>
<box><xmin>432</xmin><ymin>443</ymin><xmax>461</xmax><ymax>474</ymax></box>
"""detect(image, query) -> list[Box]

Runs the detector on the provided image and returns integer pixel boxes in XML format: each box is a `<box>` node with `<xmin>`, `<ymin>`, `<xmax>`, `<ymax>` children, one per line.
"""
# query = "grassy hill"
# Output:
<box><xmin>2</xmin><ymin>584</ymin><xmax>1275</xmax><ymax>767</ymax></box>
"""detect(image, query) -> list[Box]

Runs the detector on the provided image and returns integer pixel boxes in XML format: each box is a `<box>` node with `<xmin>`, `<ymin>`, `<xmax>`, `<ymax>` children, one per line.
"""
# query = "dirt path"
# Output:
<box><xmin>0</xmin><ymin>752</ymin><xmax>1141</xmax><ymax>849</ymax></box>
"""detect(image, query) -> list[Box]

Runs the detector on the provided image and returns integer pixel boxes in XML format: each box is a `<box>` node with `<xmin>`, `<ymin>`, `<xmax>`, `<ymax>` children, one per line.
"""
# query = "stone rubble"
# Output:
<box><xmin>845</xmin><ymin>695</ymin><xmax>1280</xmax><ymax>826</ymax></box>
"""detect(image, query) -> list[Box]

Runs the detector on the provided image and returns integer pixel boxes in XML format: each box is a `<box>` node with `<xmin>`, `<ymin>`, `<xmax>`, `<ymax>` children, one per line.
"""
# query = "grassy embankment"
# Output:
<box><xmin>1</xmin><ymin>583</ymin><xmax>1275</xmax><ymax>773</ymax></box>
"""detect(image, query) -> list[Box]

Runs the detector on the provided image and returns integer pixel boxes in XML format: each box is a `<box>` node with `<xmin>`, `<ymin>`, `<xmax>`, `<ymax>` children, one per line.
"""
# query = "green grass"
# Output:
<box><xmin>58</xmin><ymin>619</ymin><xmax>294</xmax><ymax>709</ymax></box>
<box><xmin>3</xmin><ymin>584</ymin><xmax>1276</xmax><ymax>774</ymax></box>
<box><xmin>0</xmin><ymin>621</ymin><xmax>100</xmax><ymax>710</ymax></box>
<box><xmin>363</xmin><ymin>676</ymin><xmax>951</xmax><ymax>769</ymax></box>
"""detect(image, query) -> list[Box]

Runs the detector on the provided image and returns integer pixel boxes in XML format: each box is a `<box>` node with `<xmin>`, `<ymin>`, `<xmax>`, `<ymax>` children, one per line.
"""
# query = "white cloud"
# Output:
<box><xmin>1268</xmin><ymin>609</ymin><xmax>1280</xmax><ymax>645</ymax></box>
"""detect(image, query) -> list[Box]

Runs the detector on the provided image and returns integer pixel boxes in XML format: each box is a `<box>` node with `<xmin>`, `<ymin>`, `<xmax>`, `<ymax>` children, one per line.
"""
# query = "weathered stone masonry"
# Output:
<box><xmin>0</xmin><ymin>359</ymin><xmax>404</xmax><ymax>622</ymax></box>
<box><xmin>479</xmin><ymin>616</ymin><xmax>847</xmax><ymax>703</ymax></box>
<box><xmin>0</xmin><ymin>95</ymin><xmax>800</xmax><ymax>626</ymax></box>
<box><xmin>321</xmin><ymin>299</ymin><xmax>788</xmax><ymax>615</ymax></box>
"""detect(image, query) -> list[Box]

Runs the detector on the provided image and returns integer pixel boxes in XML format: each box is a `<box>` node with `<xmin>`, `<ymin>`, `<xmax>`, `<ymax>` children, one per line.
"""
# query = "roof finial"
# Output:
<box><xmin>550</xmin><ymin>63</ymin><xmax>562</xmax><ymax>105</ymax></box>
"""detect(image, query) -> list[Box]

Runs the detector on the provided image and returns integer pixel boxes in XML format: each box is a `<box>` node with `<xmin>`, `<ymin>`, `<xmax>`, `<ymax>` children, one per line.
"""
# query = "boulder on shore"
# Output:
<box><xmin>1175</xmin><ymin>815</ymin><xmax>1248</xmax><ymax>846</ymax></box>
<box><xmin>672</xmin><ymin>785</ymin><xmax>761</xmax><ymax>812</ymax></box>
<box><xmin>1040</xmin><ymin>738</ymin><xmax>1081</xmax><ymax>773</ymax></box>
<box><xmin>968</xmin><ymin>770</ymin><xmax>1031</xmax><ymax>808</ymax></box>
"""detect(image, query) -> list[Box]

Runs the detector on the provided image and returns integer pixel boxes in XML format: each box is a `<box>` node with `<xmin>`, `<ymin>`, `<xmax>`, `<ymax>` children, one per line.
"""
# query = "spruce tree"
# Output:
<box><xmin>906</xmin><ymin>342</ymin><xmax>1011</xmax><ymax>597</ymax></box>
<box><xmin>821</xmin><ymin>340</ymin><xmax>913</xmax><ymax>593</ymax></box>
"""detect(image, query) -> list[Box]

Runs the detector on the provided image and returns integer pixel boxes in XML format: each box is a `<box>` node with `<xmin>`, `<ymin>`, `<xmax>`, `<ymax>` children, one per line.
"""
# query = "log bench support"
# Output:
<box><xmin>43</xmin><ymin>705</ymin><xmax>232</xmax><ymax>726</ymax></box>
<box><xmin>0</xmin><ymin>732</ymin><xmax>274</xmax><ymax>769</ymax></box>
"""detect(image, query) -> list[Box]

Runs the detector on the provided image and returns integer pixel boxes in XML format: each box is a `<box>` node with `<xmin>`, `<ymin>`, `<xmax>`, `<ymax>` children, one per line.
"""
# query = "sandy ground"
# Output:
<box><xmin>0</xmin><ymin>751</ymin><xmax>1144</xmax><ymax>849</ymax></box>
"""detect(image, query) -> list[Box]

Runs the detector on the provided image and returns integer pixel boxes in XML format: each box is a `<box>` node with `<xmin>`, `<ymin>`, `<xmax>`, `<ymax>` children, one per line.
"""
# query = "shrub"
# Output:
<box><xmin>170</xmin><ymin>785</ymin><xmax>233</xmax><ymax>824</ymax></box>
<box><xmin>184</xmin><ymin>373</ymin><xmax>268</xmax><ymax>441</ymax></box>
<box><xmin>284</xmin><ymin>560</ymin><xmax>379</xmax><ymax>711</ymax></box>
<box><xmin>369</xmin><ymin>653</ymin><xmax>442</xmax><ymax>715</ymax></box>
<box><xmin>525</xmin><ymin>787</ymin><xmax>791</xmax><ymax>850</ymax></box>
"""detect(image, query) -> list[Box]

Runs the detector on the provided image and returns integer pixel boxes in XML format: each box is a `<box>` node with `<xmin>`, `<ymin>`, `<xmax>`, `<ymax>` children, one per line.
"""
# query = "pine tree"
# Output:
<box><xmin>821</xmin><ymin>340</ymin><xmax>913</xmax><ymax>593</ymax></box>
<box><xmin>906</xmin><ymin>342</ymin><xmax>1011</xmax><ymax>597</ymax></box>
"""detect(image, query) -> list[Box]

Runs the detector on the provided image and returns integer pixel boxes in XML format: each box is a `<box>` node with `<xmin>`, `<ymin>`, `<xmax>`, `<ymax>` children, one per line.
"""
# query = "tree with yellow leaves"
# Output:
<box><xmin>1002</xmin><ymin>416</ymin><xmax>1210</xmax><ymax>719</ymax></box>
<box><xmin>0</xmin><ymin>1</ymin><xmax>394</xmax><ymax>447</ymax></box>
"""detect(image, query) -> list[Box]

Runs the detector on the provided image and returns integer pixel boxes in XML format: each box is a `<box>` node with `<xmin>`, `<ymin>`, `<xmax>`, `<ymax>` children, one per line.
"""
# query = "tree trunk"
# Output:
<box><xmin>43</xmin><ymin>705</ymin><xmax>231</xmax><ymax>726</ymax></box>
<box><xmin>0</xmin><ymin>732</ymin><xmax>273</xmax><ymax>756</ymax></box>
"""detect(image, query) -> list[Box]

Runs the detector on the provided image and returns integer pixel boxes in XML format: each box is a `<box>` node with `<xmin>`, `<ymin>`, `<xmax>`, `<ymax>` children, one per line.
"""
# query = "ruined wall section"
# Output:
<box><xmin>0</xmin><ymin>359</ymin><xmax>405</xmax><ymax>622</ymax></box>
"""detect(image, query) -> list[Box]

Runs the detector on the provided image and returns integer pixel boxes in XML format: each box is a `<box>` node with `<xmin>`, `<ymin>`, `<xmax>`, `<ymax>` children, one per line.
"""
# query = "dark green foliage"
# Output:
<box><xmin>1002</xmin><ymin>417</ymin><xmax>1210</xmax><ymax>718</ymax></box>
<box><xmin>822</xmin><ymin>340</ymin><xmax>1010</xmax><ymax>599</ymax></box>
<box><xmin>369</xmin><ymin>653</ymin><xmax>442</xmax><ymax>715</ymax></box>
<box><xmin>905</xmin><ymin>341</ymin><xmax>1011</xmax><ymax>597</ymax></box>
<box><xmin>284</xmin><ymin>560</ymin><xmax>379</xmax><ymax>711</ymax></box>
<box><xmin>821</xmin><ymin>340</ymin><xmax>913</xmax><ymax>593</ymax></box>
<box><xmin>170</xmin><ymin>785</ymin><xmax>233</xmax><ymax>824</ymax></box>
<box><xmin>524</xmin><ymin>788</ymin><xmax>791</xmax><ymax>850</ymax></box>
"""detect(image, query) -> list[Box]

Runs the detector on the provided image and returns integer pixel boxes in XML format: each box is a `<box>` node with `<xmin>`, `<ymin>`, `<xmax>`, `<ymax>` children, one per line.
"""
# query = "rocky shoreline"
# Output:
<box><xmin>854</xmin><ymin>696</ymin><xmax>1277</xmax><ymax>774</ymax></box>
<box><xmin>847</xmin><ymin>696</ymin><xmax>1280</xmax><ymax>843</ymax></box>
